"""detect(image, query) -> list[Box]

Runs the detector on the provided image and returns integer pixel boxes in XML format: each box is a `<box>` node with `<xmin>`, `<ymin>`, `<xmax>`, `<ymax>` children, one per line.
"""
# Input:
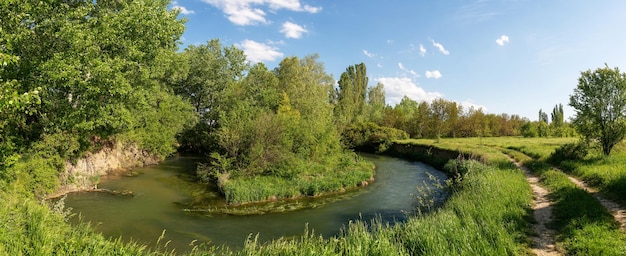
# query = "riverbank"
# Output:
<box><xmin>47</xmin><ymin>142</ymin><xmax>162</xmax><ymax>199</ymax></box>
<box><xmin>4</xmin><ymin>138</ymin><xmax>539</xmax><ymax>255</ymax></box>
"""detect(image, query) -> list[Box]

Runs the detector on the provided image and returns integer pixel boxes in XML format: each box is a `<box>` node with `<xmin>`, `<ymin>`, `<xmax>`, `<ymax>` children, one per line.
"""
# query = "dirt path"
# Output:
<box><xmin>510</xmin><ymin>158</ymin><xmax>562</xmax><ymax>256</ymax></box>
<box><xmin>566</xmin><ymin>176</ymin><xmax>626</xmax><ymax>231</ymax></box>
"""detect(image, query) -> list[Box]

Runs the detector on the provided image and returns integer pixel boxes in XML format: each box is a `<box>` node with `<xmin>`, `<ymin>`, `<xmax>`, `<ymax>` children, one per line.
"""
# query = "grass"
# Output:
<box><xmin>1</xmin><ymin>138</ymin><xmax>536</xmax><ymax>255</ymax></box>
<box><xmin>556</xmin><ymin>142</ymin><xmax>626</xmax><ymax>206</ymax></box>
<box><xmin>219</xmin><ymin>153</ymin><xmax>375</xmax><ymax>205</ymax></box>
<box><xmin>10</xmin><ymin>136</ymin><xmax>626</xmax><ymax>255</ymax></box>
<box><xmin>496</xmin><ymin>138</ymin><xmax>626</xmax><ymax>255</ymax></box>
<box><xmin>203</xmin><ymin>158</ymin><xmax>533</xmax><ymax>256</ymax></box>
<box><xmin>0</xmin><ymin>191</ymin><xmax>152</xmax><ymax>255</ymax></box>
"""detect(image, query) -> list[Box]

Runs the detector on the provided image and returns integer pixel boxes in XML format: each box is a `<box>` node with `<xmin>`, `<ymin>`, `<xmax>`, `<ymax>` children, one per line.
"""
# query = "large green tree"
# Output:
<box><xmin>335</xmin><ymin>63</ymin><xmax>368</xmax><ymax>131</ymax></box>
<box><xmin>0</xmin><ymin>0</ymin><xmax>196</xmax><ymax>197</ymax></box>
<box><xmin>172</xmin><ymin>39</ymin><xmax>249</xmax><ymax>153</ymax></box>
<box><xmin>570</xmin><ymin>65</ymin><xmax>626</xmax><ymax>156</ymax></box>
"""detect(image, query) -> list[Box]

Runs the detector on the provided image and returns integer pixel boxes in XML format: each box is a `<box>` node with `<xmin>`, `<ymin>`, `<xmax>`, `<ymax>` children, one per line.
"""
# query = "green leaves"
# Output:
<box><xmin>570</xmin><ymin>65</ymin><xmax>626</xmax><ymax>155</ymax></box>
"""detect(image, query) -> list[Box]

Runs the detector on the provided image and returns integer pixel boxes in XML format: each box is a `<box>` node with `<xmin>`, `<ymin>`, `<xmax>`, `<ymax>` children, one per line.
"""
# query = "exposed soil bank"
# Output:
<box><xmin>48</xmin><ymin>142</ymin><xmax>162</xmax><ymax>199</ymax></box>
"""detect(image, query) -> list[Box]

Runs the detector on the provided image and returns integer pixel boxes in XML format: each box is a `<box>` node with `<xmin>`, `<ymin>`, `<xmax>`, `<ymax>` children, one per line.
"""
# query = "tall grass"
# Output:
<box><xmin>557</xmin><ymin>142</ymin><xmax>626</xmax><ymax>206</ymax></box>
<box><xmin>188</xmin><ymin>158</ymin><xmax>532</xmax><ymax>256</ymax></box>
<box><xmin>0</xmin><ymin>191</ymin><xmax>152</xmax><ymax>255</ymax></box>
<box><xmin>503</xmin><ymin>140</ymin><xmax>626</xmax><ymax>255</ymax></box>
<box><xmin>220</xmin><ymin>154</ymin><xmax>374</xmax><ymax>205</ymax></box>
<box><xmin>4</xmin><ymin>138</ymin><xmax>573</xmax><ymax>255</ymax></box>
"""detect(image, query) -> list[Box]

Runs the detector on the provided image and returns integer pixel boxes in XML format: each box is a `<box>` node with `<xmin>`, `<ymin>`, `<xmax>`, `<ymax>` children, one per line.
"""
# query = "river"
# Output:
<box><xmin>63</xmin><ymin>153</ymin><xmax>446</xmax><ymax>252</ymax></box>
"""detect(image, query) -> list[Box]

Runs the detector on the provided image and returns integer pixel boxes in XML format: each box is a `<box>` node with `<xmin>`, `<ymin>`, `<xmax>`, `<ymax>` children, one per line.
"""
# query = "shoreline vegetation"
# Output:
<box><xmin>3</xmin><ymin>0</ymin><xmax>626</xmax><ymax>254</ymax></box>
<box><xmin>4</xmin><ymin>137</ymin><xmax>626</xmax><ymax>254</ymax></box>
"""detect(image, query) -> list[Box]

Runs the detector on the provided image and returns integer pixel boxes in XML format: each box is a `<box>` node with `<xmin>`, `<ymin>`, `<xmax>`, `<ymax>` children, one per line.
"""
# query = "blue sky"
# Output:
<box><xmin>169</xmin><ymin>0</ymin><xmax>626</xmax><ymax>121</ymax></box>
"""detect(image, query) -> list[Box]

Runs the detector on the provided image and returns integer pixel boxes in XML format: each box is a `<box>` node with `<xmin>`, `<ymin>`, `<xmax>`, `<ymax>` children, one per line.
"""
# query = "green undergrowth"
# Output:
<box><xmin>212</xmin><ymin>153</ymin><xmax>374</xmax><ymax>205</ymax></box>
<box><xmin>0</xmin><ymin>191</ymin><xmax>151</xmax><ymax>255</ymax></box>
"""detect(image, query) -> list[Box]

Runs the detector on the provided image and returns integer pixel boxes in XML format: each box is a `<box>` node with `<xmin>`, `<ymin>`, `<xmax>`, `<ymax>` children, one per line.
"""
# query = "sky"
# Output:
<box><xmin>169</xmin><ymin>0</ymin><xmax>626</xmax><ymax>121</ymax></box>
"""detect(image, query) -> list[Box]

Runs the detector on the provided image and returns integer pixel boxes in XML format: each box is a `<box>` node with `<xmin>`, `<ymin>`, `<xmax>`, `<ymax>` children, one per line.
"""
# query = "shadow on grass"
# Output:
<box><xmin>602</xmin><ymin>175</ymin><xmax>626</xmax><ymax>206</ymax></box>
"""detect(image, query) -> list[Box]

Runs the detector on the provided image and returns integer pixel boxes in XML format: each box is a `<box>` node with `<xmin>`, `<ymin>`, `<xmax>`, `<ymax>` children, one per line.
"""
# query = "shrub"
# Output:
<box><xmin>342</xmin><ymin>122</ymin><xmax>409</xmax><ymax>152</ymax></box>
<box><xmin>548</xmin><ymin>141</ymin><xmax>589</xmax><ymax>164</ymax></box>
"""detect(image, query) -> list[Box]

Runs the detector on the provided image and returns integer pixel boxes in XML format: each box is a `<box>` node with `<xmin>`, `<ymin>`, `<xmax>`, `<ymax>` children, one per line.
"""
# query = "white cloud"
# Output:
<box><xmin>425</xmin><ymin>70</ymin><xmax>442</xmax><ymax>79</ymax></box>
<box><xmin>376</xmin><ymin>77</ymin><xmax>443</xmax><ymax>105</ymax></box>
<box><xmin>419</xmin><ymin>43</ymin><xmax>427</xmax><ymax>56</ymax></box>
<box><xmin>171</xmin><ymin>1</ymin><xmax>195</xmax><ymax>14</ymax></box>
<box><xmin>431</xmin><ymin>39</ymin><xmax>450</xmax><ymax>55</ymax></box>
<box><xmin>496</xmin><ymin>35</ymin><xmax>510</xmax><ymax>46</ymax></box>
<box><xmin>398</xmin><ymin>62</ymin><xmax>419</xmax><ymax>77</ymax></box>
<box><xmin>202</xmin><ymin>0</ymin><xmax>321</xmax><ymax>26</ymax></box>
<box><xmin>363</xmin><ymin>50</ymin><xmax>375</xmax><ymax>58</ymax></box>
<box><xmin>236</xmin><ymin>39</ymin><xmax>284</xmax><ymax>63</ymax></box>
<box><xmin>281</xmin><ymin>22</ymin><xmax>307</xmax><ymax>38</ymax></box>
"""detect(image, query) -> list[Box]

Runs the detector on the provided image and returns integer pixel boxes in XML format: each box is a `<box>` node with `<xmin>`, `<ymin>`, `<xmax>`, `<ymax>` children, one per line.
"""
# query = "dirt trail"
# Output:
<box><xmin>566</xmin><ymin>176</ymin><xmax>626</xmax><ymax>231</ymax></box>
<box><xmin>509</xmin><ymin>158</ymin><xmax>562</xmax><ymax>256</ymax></box>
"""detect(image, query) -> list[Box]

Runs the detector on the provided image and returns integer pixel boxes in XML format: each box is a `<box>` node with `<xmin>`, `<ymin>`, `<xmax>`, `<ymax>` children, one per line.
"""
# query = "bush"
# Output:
<box><xmin>342</xmin><ymin>122</ymin><xmax>409</xmax><ymax>152</ymax></box>
<box><xmin>548</xmin><ymin>141</ymin><xmax>589</xmax><ymax>164</ymax></box>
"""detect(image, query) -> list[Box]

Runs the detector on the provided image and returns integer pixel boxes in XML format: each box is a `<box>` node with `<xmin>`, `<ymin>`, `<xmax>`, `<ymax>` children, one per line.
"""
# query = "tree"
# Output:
<box><xmin>569</xmin><ymin>65</ymin><xmax>626</xmax><ymax>156</ymax></box>
<box><xmin>173</xmin><ymin>39</ymin><xmax>249</xmax><ymax>153</ymax></box>
<box><xmin>365</xmin><ymin>82</ymin><xmax>386</xmax><ymax>125</ymax></box>
<box><xmin>537</xmin><ymin>109</ymin><xmax>549</xmax><ymax>137</ymax></box>
<box><xmin>335</xmin><ymin>63</ymin><xmax>368</xmax><ymax>131</ymax></box>
<box><xmin>550</xmin><ymin>103</ymin><xmax>565</xmax><ymax>137</ymax></box>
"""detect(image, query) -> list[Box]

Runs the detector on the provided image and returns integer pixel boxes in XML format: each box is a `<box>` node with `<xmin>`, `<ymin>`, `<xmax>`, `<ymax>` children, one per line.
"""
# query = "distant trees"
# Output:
<box><xmin>570</xmin><ymin>65</ymin><xmax>626</xmax><ymax>156</ymax></box>
<box><xmin>380</xmin><ymin>98</ymin><xmax>526</xmax><ymax>139</ymax></box>
<box><xmin>520</xmin><ymin>104</ymin><xmax>574</xmax><ymax>138</ymax></box>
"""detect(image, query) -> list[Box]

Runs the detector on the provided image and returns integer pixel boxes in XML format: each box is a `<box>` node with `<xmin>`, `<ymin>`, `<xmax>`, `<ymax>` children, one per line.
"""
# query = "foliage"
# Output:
<box><xmin>0</xmin><ymin>191</ymin><xmax>152</xmax><ymax>255</ymax></box>
<box><xmin>570</xmin><ymin>64</ymin><xmax>626</xmax><ymax>156</ymax></box>
<box><xmin>334</xmin><ymin>63</ymin><xmax>368</xmax><ymax>131</ymax></box>
<box><xmin>342</xmin><ymin>121</ymin><xmax>408</xmax><ymax>152</ymax></box>
<box><xmin>547</xmin><ymin>141</ymin><xmax>589</xmax><ymax>164</ymax></box>
<box><xmin>171</xmin><ymin>39</ymin><xmax>248</xmax><ymax>154</ymax></box>
<box><xmin>382</xmin><ymin>98</ymin><xmax>526</xmax><ymax>138</ymax></box>
<box><xmin>193</xmin><ymin>56</ymin><xmax>374</xmax><ymax>204</ymax></box>
<box><xmin>365</xmin><ymin>82</ymin><xmax>386</xmax><ymax>125</ymax></box>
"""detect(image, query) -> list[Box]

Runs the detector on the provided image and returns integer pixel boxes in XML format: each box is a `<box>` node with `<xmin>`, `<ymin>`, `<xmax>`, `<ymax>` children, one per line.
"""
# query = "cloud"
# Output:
<box><xmin>425</xmin><ymin>70</ymin><xmax>442</xmax><ymax>79</ymax></box>
<box><xmin>496</xmin><ymin>35</ymin><xmax>510</xmax><ymax>46</ymax></box>
<box><xmin>431</xmin><ymin>39</ymin><xmax>450</xmax><ymax>55</ymax></box>
<box><xmin>398</xmin><ymin>62</ymin><xmax>419</xmax><ymax>78</ymax></box>
<box><xmin>202</xmin><ymin>0</ymin><xmax>321</xmax><ymax>26</ymax></box>
<box><xmin>419</xmin><ymin>44</ymin><xmax>427</xmax><ymax>56</ymax></box>
<box><xmin>376</xmin><ymin>77</ymin><xmax>443</xmax><ymax>105</ymax></box>
<box><xmin>363</xmin><ymin>50</ymin><xmax>375</xmax><ymax>58</ymax></box>
<box><xmin>281</xmin><ymin>22</ymin><xmax>307</xmax><ymax>38</ymax></box>
<box><xmin>236</xmin><ymin>39</ymin><xmax>284</xmax><ymax>63</ymax></box>
<box><xmin>171</xmin><ymin>1</ymin><xmax>195</xmax><ymax>15</ymax></box>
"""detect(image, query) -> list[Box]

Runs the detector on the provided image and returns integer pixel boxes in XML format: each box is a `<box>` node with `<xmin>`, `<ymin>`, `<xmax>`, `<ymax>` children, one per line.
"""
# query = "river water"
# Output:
<box><xmin>63</xmin><ymin>153</ymin><xmax>446</xmax><ymax>252</ymax></box>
